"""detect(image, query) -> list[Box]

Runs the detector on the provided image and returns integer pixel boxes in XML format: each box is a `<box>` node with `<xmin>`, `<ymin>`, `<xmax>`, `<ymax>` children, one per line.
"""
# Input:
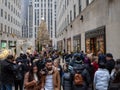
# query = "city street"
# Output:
<box><xmin>0</xmin><ymin>0</ymin><xmax>120</xmax><ymax>90</ymax></box>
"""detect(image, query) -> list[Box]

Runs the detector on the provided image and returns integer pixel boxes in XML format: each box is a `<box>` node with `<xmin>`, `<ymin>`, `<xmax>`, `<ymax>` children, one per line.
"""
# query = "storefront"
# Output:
<box><xmin>67</xmin><ymin>38</ymin><xmax>71</xmax><ymax>53</ymax></box>
<box><xmin>85</xmin><ymin>26</ymin><xmax>106</xmax><ymax>55</ymax></box>
<box><xmin>73</xmin><ymin>34</ymin><xmax>81</xmax><ymax>52</ymax></box>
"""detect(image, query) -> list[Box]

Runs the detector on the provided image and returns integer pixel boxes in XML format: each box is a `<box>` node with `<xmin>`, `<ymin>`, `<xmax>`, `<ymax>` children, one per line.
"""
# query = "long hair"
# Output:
<box><xmin>28</xmin><ymin>63</ymin><xmax>39</xmax><ymax>82</ymax></box>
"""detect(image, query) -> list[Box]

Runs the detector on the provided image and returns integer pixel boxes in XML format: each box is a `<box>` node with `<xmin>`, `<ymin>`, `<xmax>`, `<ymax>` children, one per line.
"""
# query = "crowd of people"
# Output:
<box><xmin>0</xmin><ymin>49</ymin><xmax>120</xmax><ymax>90</ymax></box>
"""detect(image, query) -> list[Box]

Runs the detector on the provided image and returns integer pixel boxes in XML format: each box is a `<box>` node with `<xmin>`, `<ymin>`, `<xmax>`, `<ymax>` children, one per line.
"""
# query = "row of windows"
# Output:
<box><xmin>0</xmin><ymin>9</ymin><xmax>21</xmax><ymax>27</ymax></box>
<box><xmin>1</xmin><ymin>0</ymin><xmax>21</xmax><ymax>18</ymax></box>
<box><xmin>2</xmin><ymin>0</ymin><xmax>21</xmax><ymax>10</ymax></box>
<box><xmin>0</xmin><ymin>23</ymin><xmax>19</xmax><ymax>35</ymax></box>
<box><xmin>35</xmin><ymin>0</ymin><xmax>39</xmax><ymax>2</ymax></box>
<box><xmin>58</xmin><ymin>0</ymin><xmax>93</xmax><ymax>32</ymax></box>
<box><xmin>34</xmin><ymin>3</ymin><xmax>52</xmax><ymax>8</ymax></box>
<box><xmin>35</xmin><ymin>0</ymin><xmax>52</xmax><ymax>2</ymax></box>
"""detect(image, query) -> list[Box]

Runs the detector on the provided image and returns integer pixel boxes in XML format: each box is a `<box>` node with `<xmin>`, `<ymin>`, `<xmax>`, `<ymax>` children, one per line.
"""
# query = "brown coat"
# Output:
<box><xmin>41</xmin><ymin>70</ymin><xmax>60</xmax><ymax>90</ymax></box>
<box><xmin>24</xmin><ymin>72</ymin><xmax>41</xmax><ymax>90</ymax></box>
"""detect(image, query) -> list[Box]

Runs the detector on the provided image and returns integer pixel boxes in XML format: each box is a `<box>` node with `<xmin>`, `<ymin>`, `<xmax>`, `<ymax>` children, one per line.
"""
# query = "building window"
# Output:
<box><xmin>1</xmin><ymin>23</ymin><xmax>3</xmax><ymax>31</ymax></box>
<box><xmin>11</xmin><ymin>5</ymin><xmax>13</xmax><ymax>11</ymax></box>
<box><xmin>35</xmin><ymin>10</ymin><xmax>37</xmax><ymax>25</ymax></box>
<box><xmin>5</xmin><ymin>0</ymin><xmax>7</xmax><ymax>6</ymax></box>
<box><xmin>74</xmin><ymin>5</ymin><xmax>76</xmax><ymax>19</ymax></box>
<box><xmin>11</xmin><ymin>27</ymin><xmax>12</xmax><ymax>34</ymax></box>
<box><xmin>8</xmin><ymin>14</ymin><xmax>10</xmax><ymax>21</ymax></box>
<box><xmin>14</xmin><ymin>8</ymin><xmax>15</xmax><ymax>14</ymax></box>
<box><xmin>79</xmin><ymin>0</ymin><xmax>81</xmax><ymax>14</ymax></box>
<box><xmin>41</xmin><ymin>3</ymin><xmax>43</xmax><ymax>7</ymax></box>
<box><xmin>5</xmin><ymin>25</ymin><xmax>7</xmax><ymax>32</ymax></box>
<box><xmin>5</xmin><ymin>12</ymin><xmax>7</xmax><ymax>19</ymax></box>
<box><xmin>13</xmin><ymin>18</ymin><xmax>15</xmax><ymax>24</ymax></box>
<box><xmin>8</xmin><ymin>26</ymin><xmax>10</xmax><ymax>33</ymax></box>
<box><xmin>65</xmin><ymin>0</ymin><xmax>66</xmax><ymax>9</ymax></box>
<box><xmin>1</xmin><ymin>9</ymin><xmax>3</xmax><ymax>17</ymax></box>
<box><xmin>35</xmin><ymin>4</ymin><xmax>37</xmax><ymax>7</ymax></box>
<box><xmin>67</xmin><ymin>0</ymin><xmax>69</xmax><ymax>6</ymax></box>
<box><xmin>44</xmin><ymin>3</ymin><xmax>46</xmax><ymax>7</ymax></box>
<box><xmin>70</xmin><ymin>10</ymin><xmax>72</xmax><ymax>22</ymax></box>
<box><xmin>51</xmin><ymin>30</ymin><xmax>53</xmax><ymax>38</ymax></box>
<box><xmin>8</xmin><ymin>2</ymin><xmax>10</xmax><ymax>9</ymax></box>
<box><xmin>37</xmin><ymin>4</ymin><xmax>39</xmax><ymax>7</ymax></box>
<box><xmin>16</xmin><ymin>10</ymin><xmax>17</xmax><ymax>15</ymax></box>
<box><xmin>67</xmin><ymin>15</ymin><xmax>69</xmax><ymax>25</ymax></box>
<box><xmin>86</xmin><ymin>0</ymin><xmax>89</xmax><ymax>6</ymax></box>
<box><xmin>11</xmin><ymin>16</ymin><xmax>13</xmax><ymax>22</ymax></box>
<box><xmin>73</xmin><ymin>34</ymin><xmax>81</xmax><ymax>52</ymax></box>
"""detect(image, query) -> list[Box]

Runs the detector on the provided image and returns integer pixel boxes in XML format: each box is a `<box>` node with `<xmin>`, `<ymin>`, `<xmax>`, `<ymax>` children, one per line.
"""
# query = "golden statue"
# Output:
<box><xmin>0</xmin><ymin>49</ymin><xmax>9</xmax><ymax>60</ymax></box>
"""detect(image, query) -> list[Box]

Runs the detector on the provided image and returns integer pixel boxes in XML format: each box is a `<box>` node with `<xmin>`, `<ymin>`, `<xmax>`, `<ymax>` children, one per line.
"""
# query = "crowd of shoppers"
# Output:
<box><xmin>0</xmin><ymin>49</ymin><xmax>120</xmax><ymax>90</ymax></box>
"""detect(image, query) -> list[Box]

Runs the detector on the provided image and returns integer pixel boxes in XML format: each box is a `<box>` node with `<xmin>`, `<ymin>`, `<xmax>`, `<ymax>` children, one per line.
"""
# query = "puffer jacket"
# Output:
<box><xmin>62</xmin><ymin>71</ymin><xmax>72</xmax><ymax>90</ymax></box>
<box><xmin>71</xmin><ymin>64</ymin><xmax>91</xmax><ymax>90</ymax></box>
<box><xmin>94</xmin><ymin>68</ymin><xmax>110</xmax><ymax>90</ymax></box>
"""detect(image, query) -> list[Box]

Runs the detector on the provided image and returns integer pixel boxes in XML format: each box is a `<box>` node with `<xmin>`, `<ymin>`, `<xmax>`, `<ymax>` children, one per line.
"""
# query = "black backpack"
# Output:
<box><xmin>12</xmin><ymin>64</ymin><xmax>23</xmax><ymax>80</ymax></box>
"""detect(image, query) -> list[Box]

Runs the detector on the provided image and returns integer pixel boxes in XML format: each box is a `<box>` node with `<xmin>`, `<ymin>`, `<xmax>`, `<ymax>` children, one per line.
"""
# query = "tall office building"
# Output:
<box><xmin>28</xmin><ymin>0</ymin><xmax>33</xmax><ymax>38</ymax></box>
<box><xmin>28</xmin><ymin>0</ymin><xmax>57</xmax><ymax>48</ymax></box>
<box><xmin>21</xmin><ymin>0</ymin><xmax>29</xmax><ymax>38</ymax></box>
<box><xmin>0</xmin><ymin>0</ymin><xmax>22</xmax><ymax>49</ymax></box>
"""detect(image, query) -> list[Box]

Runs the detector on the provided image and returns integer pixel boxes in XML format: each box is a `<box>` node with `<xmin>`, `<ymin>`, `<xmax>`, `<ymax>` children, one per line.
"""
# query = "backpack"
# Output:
<box><xmin>74</xmin><ymin>73</ymin><xmax>84</xmax><ymax>85</ymax></box>
<box><xmin>12</xmin><ymin>64</ymin><xmax>23</xmax><ymax>80</ymax></box>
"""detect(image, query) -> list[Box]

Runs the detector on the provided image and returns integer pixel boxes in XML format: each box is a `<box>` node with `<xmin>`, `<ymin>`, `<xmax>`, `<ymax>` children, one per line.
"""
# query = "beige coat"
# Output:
<box><xmin>41</xmin><ymin>70</ymin><xmax>60</xmax><ymax>90</ymax></box>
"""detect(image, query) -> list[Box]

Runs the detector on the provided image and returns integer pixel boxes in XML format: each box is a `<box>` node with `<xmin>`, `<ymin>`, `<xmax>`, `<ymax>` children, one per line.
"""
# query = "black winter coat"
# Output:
<box><xmin>62</xmin><ymin>71</ymin><xmax>72</xmax><ymax>90</ymax></box>
<box><xmin>1</xmin><ymin>59</ymin><xmax>15</xmax><ymax>84</ymax></box>
<box><xmin>106</xmin><ymin>59</ymin><xmax>115</xmax><ymax>74</ymax></box>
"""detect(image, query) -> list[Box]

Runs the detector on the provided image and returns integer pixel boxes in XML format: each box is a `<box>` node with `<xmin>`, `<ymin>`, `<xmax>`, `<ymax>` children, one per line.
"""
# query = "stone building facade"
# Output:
<box><xmin>56</xmin><ymin>0</ymin><xmax>120</xmax><ymax>59</ymax></box>
<box><xmin>0</xmin><ymin>0</ymin><xmax>22</xmax><ymax>51</ymax></box>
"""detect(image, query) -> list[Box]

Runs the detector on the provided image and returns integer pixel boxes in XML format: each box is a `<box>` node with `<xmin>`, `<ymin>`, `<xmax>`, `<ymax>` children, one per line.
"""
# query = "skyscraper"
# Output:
<box><xmin>21</xmin><ymin>0</ymin><xmax>29</xmax><ymax>38</ymax></box>
<box><xmin>28</xmin><ymin>0</ymin><xmax>57</xmax><ymax>48</ymax></box>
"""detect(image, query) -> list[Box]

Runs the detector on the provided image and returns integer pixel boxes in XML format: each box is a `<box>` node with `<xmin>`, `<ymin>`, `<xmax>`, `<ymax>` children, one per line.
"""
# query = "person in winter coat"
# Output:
<box><xmin>24</xmin><ymin>64</ymin><xmax>41</xmax><ymax>90</ymax></box>
<box><xmin>97</xmin><ymin>50</ymin><xmax>106</xmax><ymax>64</ymax></box>
<box><xmin>62</xmin><ymin>63</ymin><xmax>72</xmax><ymax>90</ymax></box>
<box><xmin>94</xmin><ymin>62</ymin><xmax>110</xmax><ymax>90</ymax></box>
<box><xmin>109</xmin><ymin>59</ymin><xmax>120</xmax><ymax>90</ymax></box>
<box><xmin>91</xmin><ymin>56</ymin><xmax>99</xmax><ymax>77</ymax></box>
<box><xmin>71</xmin><ymin>55</ymin><xmax>91</xmax><ymax>90</ymax></box>
<box><xmin>106</xmin><ymin>53</ymin><xmax>115</xmax><ymax>74</ymax></box>
<box><xmin>41</xmin><ymin>60</ymin><xmax>60</xmax><ymax>90</ymax></box>
<box><xmin>1</xmin><ymin>55</ymin><xmax>15</xmax><ymax>90</ymax></box>
<box><xmin>14</xmin><ymin>56</ymin><xmax>27</xmax><ymax>90</ymax></box>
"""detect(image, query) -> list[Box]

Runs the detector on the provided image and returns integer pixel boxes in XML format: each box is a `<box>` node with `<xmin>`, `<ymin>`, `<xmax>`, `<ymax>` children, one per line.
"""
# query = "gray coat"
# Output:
<box><xmin>62</xmin><ymin>71</ymin><xmax>72</xmax><ymax>90</ymax></box>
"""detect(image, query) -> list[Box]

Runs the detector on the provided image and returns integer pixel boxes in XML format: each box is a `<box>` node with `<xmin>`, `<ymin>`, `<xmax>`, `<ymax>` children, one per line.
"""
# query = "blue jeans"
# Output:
<box><xmin>1</xmin><ymin>84</ymin><xmax>12</xmax><ymax>90</ymax></box>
